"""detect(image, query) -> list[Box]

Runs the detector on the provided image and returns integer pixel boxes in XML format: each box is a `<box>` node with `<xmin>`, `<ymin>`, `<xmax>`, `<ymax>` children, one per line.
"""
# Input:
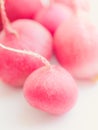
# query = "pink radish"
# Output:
<box><xmin>23</xmin><ymin>57</ymin><xmax>78</xmax><ymax>115</ymax></box>
<box><xmin>0</xmin><ymin>44</ymin><xmax>50</xmax><ymax>87</ymax></box>
<box><xmin>5</xmin><ymin>0</ymin><xmax>43</xmax><ymax>21</ymax></box>
<box><xmin>0</xmin><ymin>0</ymin><xmax>52</xmax><ymax>87</ymax></box>
<box><xmin>54</xmin><ymin>10</ymin><xmax>98</xmax><ymax>80</ymax></box>
<box><xmin>35</xmin><ymin>0</ymin><xmax>72</xmax><ymax>34</ymax></box>
<box><xmin>55</xmin><ymin>0</ymin><xmax>90</xmax><ymax>11</ymax></box>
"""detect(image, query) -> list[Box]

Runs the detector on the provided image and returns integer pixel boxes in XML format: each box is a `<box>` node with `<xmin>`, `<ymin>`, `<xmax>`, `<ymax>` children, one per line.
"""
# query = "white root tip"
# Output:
<box><xmin>40</xmin><ymin>0</ymin><xmax>51</xmax><ymax>8</ymax></box>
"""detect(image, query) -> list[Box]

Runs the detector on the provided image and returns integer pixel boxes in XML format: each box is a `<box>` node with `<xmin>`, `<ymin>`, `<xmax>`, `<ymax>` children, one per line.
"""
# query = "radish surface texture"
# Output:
<box><xmin>23</xmin><ymin>65</ymin><xmax>78</xmax><ymax>115</ymax></box>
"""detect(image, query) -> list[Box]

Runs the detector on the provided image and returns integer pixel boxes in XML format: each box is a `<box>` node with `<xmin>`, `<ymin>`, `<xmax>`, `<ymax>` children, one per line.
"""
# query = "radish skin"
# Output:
<box><xmin>0</xmin><ymin>19</ymin><xmax>53</xmax><ymax>58</ymax></box>
<box><xmin>0</xmin><ymin>43</ymin><xmax>51</xmax><ymax>87</ymax></box>
<box><xmin>54</xmin><ymin>12</ymin><xmax>98</xmax><ymax>80</ymax></box>
<box><xmin>23</xmin><ymin>65</ymin><xmax>78</xmax><ymax>115</ymax></box>
<box><xmin>5</xmin><ymin>0</ymin><xmax>43</xmax><ymax>21</ymax></box>
<box><xmin>35</xmin><ymin>2</ymin><xmax>72</xmax><ymax>34</ymax></box>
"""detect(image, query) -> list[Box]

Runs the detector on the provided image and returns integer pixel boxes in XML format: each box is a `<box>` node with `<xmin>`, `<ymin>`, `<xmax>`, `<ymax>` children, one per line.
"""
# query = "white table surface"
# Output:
<box><xmin>0</xmin><ymin>57</ymin><xmax>98</xmax><ymax>130</ymax></box>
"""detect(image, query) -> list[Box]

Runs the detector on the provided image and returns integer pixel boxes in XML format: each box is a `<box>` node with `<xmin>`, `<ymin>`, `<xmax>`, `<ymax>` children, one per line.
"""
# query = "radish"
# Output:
<box><xmin>54</xmin><ymin>10</ymin><xmax>98</xmax><ymax>80</ymax></box>
<box><xmin>0</xmin><ymin>44</ymin><xmax>50</xmax><ymax>87</ymax></box>
<box><xmin>0</xmin><ymin>0</ymin><xmax>52</xmax><ymax>87</ymax></box>
<box><xmin>5</xmin><ymin>0</ymin><xmax>43</xmax><ymax>21</ymax></box>
<box><xmin>55</xmin><ymin>0</ymin><xmax>90</xmax><ymax>11</ymax></box>
<box><xmin>23</xmin><ymin>57</ymin><xmax>78</xmax><ymax>115</ymax></box>
<box><xmin>35</xmin><ymin>0</ymin><xmax>72</xmax><ymax>34</ymax></box>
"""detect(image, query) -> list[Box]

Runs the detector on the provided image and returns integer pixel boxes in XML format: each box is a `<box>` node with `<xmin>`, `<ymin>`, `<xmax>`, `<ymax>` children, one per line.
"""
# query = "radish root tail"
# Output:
<box><xmin>0</xmin><ymin>43</ymin><xmax>51</xmax><ymax>67</ymax></box>
<box><xmin>0</xmin><ymin>0</ymin><xmax>18</xmax><ymax>37</ymax></box>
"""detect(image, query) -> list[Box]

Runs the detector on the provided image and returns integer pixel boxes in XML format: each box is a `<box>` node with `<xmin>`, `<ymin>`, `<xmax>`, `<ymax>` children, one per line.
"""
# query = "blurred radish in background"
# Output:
<box><xmin>35</xmin><ymin>0</ymin><xmax>72</xmax><ymax>34</ymax></box>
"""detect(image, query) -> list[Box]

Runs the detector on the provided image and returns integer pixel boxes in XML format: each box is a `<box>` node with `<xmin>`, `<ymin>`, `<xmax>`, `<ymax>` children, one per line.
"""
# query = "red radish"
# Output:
<box><xmin>5</xmin><ymin>0</ymin><xmax>43</xmax><ymax>21</ymax></box>
<box><xmin>0</xmin><ymin>0</ymin><xmax>52</xmax><ymax>87</ymax></box>
<box><xmin>23</xmin><ymin>64</ymin><xmax>78</xmax><ymax>115</ymax></box>
<box><xmin>55</xmin><ymin>0</ymin><xmax>90</xmax><ymax>11</ymax></box>
<box><xmin>35</xmin><ymin>1</ymin><xmax>72</xmax><ymax>34</ymax></box>
<box><xmin>54</xmin><ymin>10</ymin><xmax>98</xmax><ymax>80</ymax></box>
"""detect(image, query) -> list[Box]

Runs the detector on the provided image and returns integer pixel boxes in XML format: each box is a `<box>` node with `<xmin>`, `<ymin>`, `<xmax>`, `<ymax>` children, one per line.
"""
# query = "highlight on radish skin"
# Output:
<box><xmin>5</xmin><ymin>0</ymin><xmax>43</xmax><ymax>21</ymax></box>
<box><xmin>0</xmin><ymin>0</ymin><xmax>53</xmax><ymax>87</ymax></box>
<box><xmin>0</xmin><ymin>19</ymin><xmax>53</xmax><ymax>59</ymax></box>
<box><xmin>54</xmin><ymin>12</ymin><xmax>98</xmax><ymax>80</ymax></box>
<box><xmin>55</xmin><ymin>0</ymin><xmax>90</xmax><ymax>11</ymax></box>
<box><xmin>23</xmin><ymin>65</ymin><xmax>78</xmax><ymax>115</ymax></box>
<box><xmin>35</xmin><ymin>0</ymin><xmax>72</xmax><ymax>34</ymax></box>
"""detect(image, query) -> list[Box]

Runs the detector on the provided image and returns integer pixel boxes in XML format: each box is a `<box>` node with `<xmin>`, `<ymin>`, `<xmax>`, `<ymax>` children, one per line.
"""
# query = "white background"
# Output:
<box><xmin>0</xmin><ymin>57</ymin><xmax>98</xmax><ymax>130</ymax></box>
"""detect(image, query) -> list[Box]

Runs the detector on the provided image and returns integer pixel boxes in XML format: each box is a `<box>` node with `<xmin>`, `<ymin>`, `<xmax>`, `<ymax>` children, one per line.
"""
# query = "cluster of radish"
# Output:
<box><xmin>0</xmin><ymin>0</ymin><xmax>98</xmax><ymax>115</ymax></box>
